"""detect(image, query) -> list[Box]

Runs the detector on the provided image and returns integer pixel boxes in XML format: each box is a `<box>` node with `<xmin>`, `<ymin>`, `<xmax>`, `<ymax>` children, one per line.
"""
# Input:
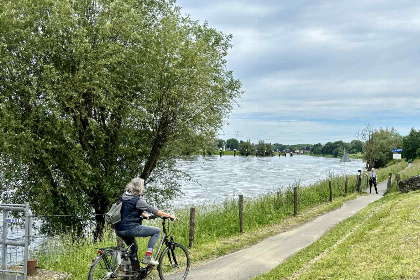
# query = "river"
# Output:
<box><xmin>174</xmin><ymin>154</ymin><xmax>365</xmax><ymax>207</ymax></box>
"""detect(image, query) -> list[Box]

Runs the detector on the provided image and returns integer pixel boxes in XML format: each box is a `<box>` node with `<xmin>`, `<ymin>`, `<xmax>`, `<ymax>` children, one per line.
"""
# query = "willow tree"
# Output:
<box><xmin>0</xmin><ymin>0</ymin><xmax>242</xmax><ymax>238</ymax></box>
<box><xmin>358</xmin><ymin>125</ymin><xmax>403</xmax><ymax>169</ymax></box>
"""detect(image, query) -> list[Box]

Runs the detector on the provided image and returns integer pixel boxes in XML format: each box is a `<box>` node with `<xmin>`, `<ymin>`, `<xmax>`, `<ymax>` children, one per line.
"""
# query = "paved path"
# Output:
<box><xmin>186</xmin><ymin>179</ymin><xmax>388</xmax><ymax>280</ymax></box>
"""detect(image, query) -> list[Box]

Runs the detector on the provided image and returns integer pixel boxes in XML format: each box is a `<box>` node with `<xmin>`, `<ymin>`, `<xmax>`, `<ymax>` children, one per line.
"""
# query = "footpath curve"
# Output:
<box><xmin>186</xmin><ymin>179</ymin><xmax>388</xmax><ymax>280</ymax></box>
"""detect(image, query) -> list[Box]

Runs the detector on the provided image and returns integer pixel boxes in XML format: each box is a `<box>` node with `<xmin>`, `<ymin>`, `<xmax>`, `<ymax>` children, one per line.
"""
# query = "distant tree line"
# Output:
<box><xmin>210</xmin><ymin>138</ymin><xmax>362</xmax><ymax>158</ymax></box>
<box><xmin>209</xmin><ymin>126</ymin><xmax>420</xmax><ymax>169</ymax></box>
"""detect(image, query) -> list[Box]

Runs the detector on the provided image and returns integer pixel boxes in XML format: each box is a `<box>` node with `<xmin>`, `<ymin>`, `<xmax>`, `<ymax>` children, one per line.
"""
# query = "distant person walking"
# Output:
<box><xmin>368</xmin><ymin>168</ymin><xmax>378</xmax><ymax>194</ymax></box>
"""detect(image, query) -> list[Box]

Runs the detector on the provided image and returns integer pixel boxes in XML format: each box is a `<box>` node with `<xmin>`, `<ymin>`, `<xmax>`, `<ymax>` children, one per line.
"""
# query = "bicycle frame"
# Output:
<box><xmin>90</xmin><ymin>217</ymin><xmax>187</xmax><ymax>280</ymax></box>
<box><xmin>152</xmin><ymin>218</ymin><xmax>172</xmax><ymax>261</ymax></box>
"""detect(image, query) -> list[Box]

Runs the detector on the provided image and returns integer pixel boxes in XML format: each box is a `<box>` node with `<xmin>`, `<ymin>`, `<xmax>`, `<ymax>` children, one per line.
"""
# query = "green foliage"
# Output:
<box><xmin>255</xmin><ymin>140</ymin><xmax>274</xmax><ymax>156</ymax></box>
<box><xmin>238</xmin><ymin>140</ymin><xmax>253</xmax><ymax>156</ymax></box>
<box><xmin>359</xmin><ymin>125</ymin><xmax>403</xmax><ymax>168</ymax></box>
<box><xmin>370</xmin><ymin>128</ymin><xmax>403</xmax><ymax>168</ymax></box>
<box><xmin>349</xmin><ymin>140</ymin><xmax>363</xmax><ymax>154</ymax></box>
<box><xmin>0</xmin><ymin>0</ymin><xmax>241</xmax><ymax>236</ymax></box>
<box><xmin>226</xmin><ymin>138</ymin><xmax>239</xmax><ymax>151</ymax></box>
<box><xmin>311</xmin><ymin>143</ymin><xmax>323</xmax><ymax>154</ymax></box>
<box><xmin>217</xmin><ymin>140</ymin><xmax>361</xmax><ymax>157</ymax></box>
<box><xmin>216</xmin><ymin>139</ymin><xmax>226</xmax><ymax>149</ymax></box>
<box><xmin>322</xmin><ymin>141</ymin><xmax>349</xmax><ymax>158</ymax></box>
<box><xmin>402</xmin><ymin>127</ymin><xmax>420</xmax><ymax>161</ymax></box>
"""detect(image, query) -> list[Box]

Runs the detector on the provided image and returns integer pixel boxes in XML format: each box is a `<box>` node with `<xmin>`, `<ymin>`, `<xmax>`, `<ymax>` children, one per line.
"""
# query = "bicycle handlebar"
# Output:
<box><xmin>147</xmin><ymin>215</ymin><xmax>174</xmax><ymax>221</ymax></box>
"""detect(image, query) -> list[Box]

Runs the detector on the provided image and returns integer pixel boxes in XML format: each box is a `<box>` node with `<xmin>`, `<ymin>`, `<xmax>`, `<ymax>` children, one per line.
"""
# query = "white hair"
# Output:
<box><xmin>125</xmin><ymin>177</ymin><xmax>144</xmax><ymax>195</ymax></box>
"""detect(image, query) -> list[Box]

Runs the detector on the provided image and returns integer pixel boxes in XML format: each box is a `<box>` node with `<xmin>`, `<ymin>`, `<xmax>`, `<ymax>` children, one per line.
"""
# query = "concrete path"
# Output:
<box><xmin>186</xmin><ymin>179</ymin><xmax>387</xmax><ymax>280</ymax></box>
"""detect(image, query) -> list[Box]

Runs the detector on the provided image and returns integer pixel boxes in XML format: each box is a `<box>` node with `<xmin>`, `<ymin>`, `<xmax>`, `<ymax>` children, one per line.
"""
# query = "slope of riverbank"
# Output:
<box><xmin>255</xmin><ymin>190</ymin><xmax>419</xmax><ymax>280</ymax></box>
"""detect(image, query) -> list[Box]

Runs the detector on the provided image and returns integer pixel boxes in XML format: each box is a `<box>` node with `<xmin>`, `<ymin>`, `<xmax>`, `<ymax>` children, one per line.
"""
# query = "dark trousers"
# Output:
<box><xmin>369</xmin><ymin>179</ymin><xmax>378</xmax><ymax>193</ymax></box>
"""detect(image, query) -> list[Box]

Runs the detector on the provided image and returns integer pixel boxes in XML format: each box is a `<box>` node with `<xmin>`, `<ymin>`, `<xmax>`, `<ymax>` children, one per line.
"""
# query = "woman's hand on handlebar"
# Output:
<box><xmin>169</xmin><ymin>215</ymin><xmax>179</xmax><ymax>222</ymax></box>
<box><xmin>159</xmin><ymin>215</ymin><xmax>178</xmax><ymax>221</ymax></box>
<box><xmin>156</xmin><ymin>210</ymin><xmax>178</xmax><ymax>222</ymax></box>
<box><xmin>145</xmin><ymin>214</ymin><xmax>178</xmax><ymax>221</ymax></box>
<box><xmin>141</xmin><ymin>212</ymin><xmax>150</xmax><ymax>219</ymax></box>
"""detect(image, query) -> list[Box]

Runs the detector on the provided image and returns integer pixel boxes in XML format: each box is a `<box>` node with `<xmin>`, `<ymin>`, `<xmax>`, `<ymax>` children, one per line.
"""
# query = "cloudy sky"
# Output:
<box><xmin>177</xmin><ymin>0</ymin><xmax>420</xmax><ymax>144</ymax></box>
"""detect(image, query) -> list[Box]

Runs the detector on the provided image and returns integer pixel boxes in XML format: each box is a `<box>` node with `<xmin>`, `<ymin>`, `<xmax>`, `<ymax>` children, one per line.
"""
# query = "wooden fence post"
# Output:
<box><xmin>329</xmin><ymin>181</ymin><xmax>332</xmax><ymax>202</ymax></box>
<box><xmin>345</xmin><ymin>177</ymin><xmax>348</xmax><ymax>196</ymax></box>
<box><xmin>366</xmin><ymin>175</ymin><xmax>369</xmax><ymax>192</ymax></box>
<box><xmin>239</xmin><ymin>195</ymin><xmax>244</xmax><ymax>233</ymax></box>
<box><xmin>189</xmin><ymin>207</ymin><xmax>196</xmax><ymax>249</ymax></box>
<box><xmin>386</xmin><ymin>173</ymin><xmax>392</xmax><ymax>193</ymax></box>
<box><xmin>293</xmin><ymin>187</ymin><xmax>298</xmax><ymax>217</ymax></box>
<box><xmin>356</xmin><ymin>175</ymin><xmax>361</xmax><ymax>192</ymax></box>
<box><xmin>27</xmin><ymin>259</ymin><xmax>37</xmax><ymax>276</ymax></box>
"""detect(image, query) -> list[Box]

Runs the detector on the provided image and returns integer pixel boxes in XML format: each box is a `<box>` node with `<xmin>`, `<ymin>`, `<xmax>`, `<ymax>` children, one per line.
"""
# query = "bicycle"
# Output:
<box><xmin>88</xmin><ymin>216</ymin><xmax>190</xmax><ymax>280</ymax></box>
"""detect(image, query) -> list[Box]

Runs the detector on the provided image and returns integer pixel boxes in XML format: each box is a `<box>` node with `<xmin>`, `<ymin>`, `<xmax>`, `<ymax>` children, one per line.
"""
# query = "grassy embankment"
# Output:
<box><xmin>35</xmin><ymin>161</ymin><xmax>408</xmax><ymax>279</ymax></box>
<box><xmin>254</xmin><ymin>159</ymin><xmax>420</xmax><ymax>280</ymax></box>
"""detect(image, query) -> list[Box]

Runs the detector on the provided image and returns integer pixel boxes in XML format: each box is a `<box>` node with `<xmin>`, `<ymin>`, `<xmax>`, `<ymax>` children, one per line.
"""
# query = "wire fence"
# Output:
<box><xmin>1</xmin><ymin>218</ymin><xmax>24</xmax><ymax>266</ymax></box>
<box><xmin>0</xmin><ymin>213</ymin><xmax>102</xmax><ymax>268</ymax></box>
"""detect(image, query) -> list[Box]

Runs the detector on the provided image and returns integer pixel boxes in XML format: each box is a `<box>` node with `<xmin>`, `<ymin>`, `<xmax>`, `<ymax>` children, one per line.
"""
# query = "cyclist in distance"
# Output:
<box><xmin>114</xmin><ymin>177</ymin><xmax>178</xmax><ymax>271</ymax></box>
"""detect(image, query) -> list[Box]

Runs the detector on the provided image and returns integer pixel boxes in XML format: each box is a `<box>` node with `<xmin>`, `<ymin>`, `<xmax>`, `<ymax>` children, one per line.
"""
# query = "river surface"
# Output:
<box><xmin>174</xmin><ymin>154</ymin><xmax>365</xmax><ymax>207</ymax></box>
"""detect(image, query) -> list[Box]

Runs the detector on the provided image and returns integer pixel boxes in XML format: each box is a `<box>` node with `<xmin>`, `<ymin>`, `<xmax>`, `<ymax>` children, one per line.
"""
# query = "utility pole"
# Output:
<box><xmin>234</xmin><ymin>131</ymin><xmax>240</xmax><ymax>139</ymax></box>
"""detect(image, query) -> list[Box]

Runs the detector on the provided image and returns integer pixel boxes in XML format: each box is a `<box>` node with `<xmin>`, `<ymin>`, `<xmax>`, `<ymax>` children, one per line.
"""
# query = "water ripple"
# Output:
<box><xmin>174</xmin><ymin>155</ymin><xmax>364</xmax><ymax>207</ymax></box>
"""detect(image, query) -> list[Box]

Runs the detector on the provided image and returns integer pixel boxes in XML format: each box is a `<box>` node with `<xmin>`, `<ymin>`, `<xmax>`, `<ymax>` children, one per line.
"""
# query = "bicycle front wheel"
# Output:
<box><xmin>88</xmin><ymin>251</ymin><xmax>120</xmax><ymax>280</ymax></box>
<box><xmin>158</xmin><ymin>243</ymin><xmax>190</xmax><ymax>280</ymax></box>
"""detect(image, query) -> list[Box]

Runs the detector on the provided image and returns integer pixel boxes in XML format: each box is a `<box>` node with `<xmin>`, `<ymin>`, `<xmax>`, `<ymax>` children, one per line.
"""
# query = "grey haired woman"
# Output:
<box><xmin>114</xmin><ymin>177</ymin><xmax>178</xmax><ymax>270</ymax></box>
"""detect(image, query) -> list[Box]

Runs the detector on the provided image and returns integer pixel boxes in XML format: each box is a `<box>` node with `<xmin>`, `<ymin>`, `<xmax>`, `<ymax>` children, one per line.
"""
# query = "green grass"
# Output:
<box><xmin>172</xmin><ymin>175</ymin><xmax>361</xmax><ymax>253</ymax></box>
<box><xmin>383</xmin><ymin>159</ymin><xmax>417</xmax><ymax>193</ymax></box>
<box><xmin>254</xmin><ymin>190</ymin><xmax>420</xmax><ymax>280</ymax></box>
<box><xmin>34</xmin><ymin>230</ymin><xmax>117</xmax><ymax>279</ymax></box>
<box><xmin>348</xmin><ymin>153</ymin><xmax>364</xmax><ymax>159</ymax></box>
<box><xmin>399</xmin><ymin>158</ymin><xmax>420</xmax><ymax>181</ymax></box>
<box><xmin>35</xmin><ymin>161</ymin><xmax>415</xmax><ymax>279</ymax></box>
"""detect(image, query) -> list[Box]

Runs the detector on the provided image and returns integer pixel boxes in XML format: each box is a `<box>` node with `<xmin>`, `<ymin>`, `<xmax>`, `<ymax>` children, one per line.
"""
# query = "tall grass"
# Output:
<box><xmin>385</xmin><ymin>158</ymin><xmax>420</xmax><ymax>192</ymax></box>
<box><xmin>399</xmin><ymin>158</ymin><xmax>420</xmax><ymax>180</ymax></box>
<box><xmin>172</xmin><ymin>174</ymin><xmax>361</xmax><ymax>249</ymax></box>
<box><xmin>34</xmin><ymin>229</ymin><xmax>117</xmax><ymax>279</ymax></box>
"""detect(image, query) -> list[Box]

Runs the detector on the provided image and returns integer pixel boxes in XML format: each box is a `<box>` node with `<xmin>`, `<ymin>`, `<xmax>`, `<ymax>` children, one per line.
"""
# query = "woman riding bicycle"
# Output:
<box><xmin>114</xmin><ymin>177</ymin><xmax>178</xmax><ymax>271</ymax></box>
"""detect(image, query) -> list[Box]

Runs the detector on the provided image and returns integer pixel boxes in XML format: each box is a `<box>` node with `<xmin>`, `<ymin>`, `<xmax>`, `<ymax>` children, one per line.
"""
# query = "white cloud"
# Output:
<box><xmin>177</xmin><ymin>0</ymin><xmax>420</xmax><ymax>142</ymax></box>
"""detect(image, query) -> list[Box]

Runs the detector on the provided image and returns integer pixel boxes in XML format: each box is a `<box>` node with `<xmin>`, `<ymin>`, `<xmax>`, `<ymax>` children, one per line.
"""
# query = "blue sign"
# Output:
<box><xmin>392</xmin><ymin>149</ymin><xmax>403</xmax><ymax>153</ymax></box>
<box><xmin>6</xmin><ymin>218</ymin><xmax>20</xmax><ymax>223</ymax></box>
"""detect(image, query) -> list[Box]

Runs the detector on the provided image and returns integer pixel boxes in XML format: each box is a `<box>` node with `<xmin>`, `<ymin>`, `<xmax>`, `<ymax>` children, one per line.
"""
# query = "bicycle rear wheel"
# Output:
<box><xmin>88</xmin><ymin>251</ymin><xmax>120</xmax><ymax>280</ymax></box>
<box><xmin>158</xmin><ymin>243</ymin><xmax>190</xmax><ymax>280</ymax></box>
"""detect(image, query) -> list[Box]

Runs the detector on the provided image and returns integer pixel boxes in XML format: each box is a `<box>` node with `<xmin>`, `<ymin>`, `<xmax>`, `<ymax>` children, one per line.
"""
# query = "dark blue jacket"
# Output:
<box><xmin>114</xmin><ymin>196</ymin><xmax>141</xmax><ymax>231</ymax></box>
<box><xmin>114</xmin><ymin>192</ymin><xmax>158</xmax><ymax>231</ymax></box>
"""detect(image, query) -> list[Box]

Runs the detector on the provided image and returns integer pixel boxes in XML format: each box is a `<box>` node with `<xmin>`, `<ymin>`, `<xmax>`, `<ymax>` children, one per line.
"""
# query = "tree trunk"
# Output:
<box><xmin>140</xmin><ymin>128</ymin><xmax>168</xmax><ymax>181</ymax></box>
<box><xmin>93</xmin><ymin>208</ymin><xmax>106</xmax><ymax>243</ymax></box>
